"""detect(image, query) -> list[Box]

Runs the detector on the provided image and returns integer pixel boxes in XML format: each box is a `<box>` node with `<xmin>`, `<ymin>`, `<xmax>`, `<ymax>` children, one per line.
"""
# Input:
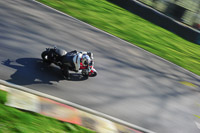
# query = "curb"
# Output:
<box><xmin>0</xmin><ymin>79</ymin><xmax>155</xmax><ymax>133</ymax></box>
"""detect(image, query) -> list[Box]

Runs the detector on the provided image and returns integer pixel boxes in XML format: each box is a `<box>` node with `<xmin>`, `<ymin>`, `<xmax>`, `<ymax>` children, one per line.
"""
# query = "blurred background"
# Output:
<box><xmin>138</xmin><ymin>0</ymin><xmax>200</xmax><ymax>30</ymax></box>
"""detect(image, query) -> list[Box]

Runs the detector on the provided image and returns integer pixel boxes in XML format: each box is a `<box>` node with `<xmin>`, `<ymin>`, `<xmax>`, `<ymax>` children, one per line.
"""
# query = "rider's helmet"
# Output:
<box><xmin>82</xmin><ymin>54</ymin><xmax>91</xmax><ymax>66</ymax></box>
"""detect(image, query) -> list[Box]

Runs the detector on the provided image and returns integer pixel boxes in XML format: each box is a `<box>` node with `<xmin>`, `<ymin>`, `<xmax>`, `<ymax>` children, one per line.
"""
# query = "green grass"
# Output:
<box><xmin>0</xmin><ymin>90</ymin><xmax>94</xmax><ymax>133</ymax></box>
<box><xmin>37</xmin><ymin>0</ymin><xmax>200</xmax><ymax>75</ymax></box>
<box><xmin>0</xmin><ymin>90</ymin><xmax>7</xmax><ymax>104</ymax></box>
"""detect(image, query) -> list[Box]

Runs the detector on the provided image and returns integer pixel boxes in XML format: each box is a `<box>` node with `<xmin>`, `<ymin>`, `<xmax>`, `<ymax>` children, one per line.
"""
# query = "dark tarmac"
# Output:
<box><xmin>0</xmin><ymin>0</ymin><xmax>200</xmax><ymax>132</ymax></box>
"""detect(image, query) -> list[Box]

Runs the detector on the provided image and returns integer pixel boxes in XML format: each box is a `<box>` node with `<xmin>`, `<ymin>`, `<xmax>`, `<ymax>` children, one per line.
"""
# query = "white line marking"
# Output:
<box><xmin>195</xmin><ymin>121</ymin><xmax>200</xmax><ymax>129</ymax></box>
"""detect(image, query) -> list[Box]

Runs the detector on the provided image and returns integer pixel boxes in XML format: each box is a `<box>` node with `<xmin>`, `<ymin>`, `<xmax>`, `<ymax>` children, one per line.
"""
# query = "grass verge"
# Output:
<box><xmin>0</xmin><ymin>90</ymin><xmax>94</xmax><ymax>133</ymax></box>
<box><xmin>37</xmin><ymin>0</ymin><xmax>200</xmax><ymax>75</ymax></box>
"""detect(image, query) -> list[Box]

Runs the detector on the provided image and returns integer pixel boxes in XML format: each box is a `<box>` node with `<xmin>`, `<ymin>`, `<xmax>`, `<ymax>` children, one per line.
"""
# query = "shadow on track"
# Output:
<box><xmin>1</xmin><ymin>58</ymin><xmax>87</xmax><ymax>85</ymax></box>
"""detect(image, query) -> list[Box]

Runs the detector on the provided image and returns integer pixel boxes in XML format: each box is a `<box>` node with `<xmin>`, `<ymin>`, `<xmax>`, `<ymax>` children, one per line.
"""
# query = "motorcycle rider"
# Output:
<box><xmin>41</xmin><ymin>46</ymin><xmax>96</xmax><ymax>79</ymax></box>
<box><xmin>73</xmin><ymin>51</ymin><xmax>91</xmax><ymax>71</ymax></box>
<box><xmin>62</xmin><ymin>50</ymin><xmax>92</xmax><ymax>79</ymax></box>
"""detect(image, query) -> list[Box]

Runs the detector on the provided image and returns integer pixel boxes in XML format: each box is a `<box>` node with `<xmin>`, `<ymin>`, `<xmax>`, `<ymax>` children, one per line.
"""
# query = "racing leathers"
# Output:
<box><xmin>72</xmin><ymin>51</ymin><xmax>91</xmax><ymax>72</ymax></box>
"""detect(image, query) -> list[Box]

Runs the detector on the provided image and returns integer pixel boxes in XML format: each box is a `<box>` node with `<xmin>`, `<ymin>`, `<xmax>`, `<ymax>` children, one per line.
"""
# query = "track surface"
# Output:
<box><xmin>1</xmin><ymin>0</ymin><xmax>200</xmax><ymax>132</ymax></box>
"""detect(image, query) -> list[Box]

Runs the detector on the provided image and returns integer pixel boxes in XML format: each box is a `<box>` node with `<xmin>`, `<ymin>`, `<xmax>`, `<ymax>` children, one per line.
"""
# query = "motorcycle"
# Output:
<box><xmin>41</xmin><ymin>46</ymin><xmax>97</xmax><ymax>79</ymax></box>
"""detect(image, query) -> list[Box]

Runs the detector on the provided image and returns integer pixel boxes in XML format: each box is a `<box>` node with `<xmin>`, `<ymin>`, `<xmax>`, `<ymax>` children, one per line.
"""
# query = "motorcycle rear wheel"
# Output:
<box><xmin>41</xmin><ymin>51</ymin><xmax>51</xmax><ymax>65</ymax></box>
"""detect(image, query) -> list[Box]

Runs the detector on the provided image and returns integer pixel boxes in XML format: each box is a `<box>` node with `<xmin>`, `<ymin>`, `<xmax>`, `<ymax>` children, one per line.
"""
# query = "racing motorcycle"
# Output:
<box><xmin>41</xmin><ymin>46</ymin><xmax>97</xmax><ymax>79</ymax></box>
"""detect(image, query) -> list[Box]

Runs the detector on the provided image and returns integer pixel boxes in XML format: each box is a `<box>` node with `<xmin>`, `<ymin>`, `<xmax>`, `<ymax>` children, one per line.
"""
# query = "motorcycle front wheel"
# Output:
<box><xmin>90</xmin><ymin>71</ymin><xmax>97</xmax><ymax>77</ymax></box>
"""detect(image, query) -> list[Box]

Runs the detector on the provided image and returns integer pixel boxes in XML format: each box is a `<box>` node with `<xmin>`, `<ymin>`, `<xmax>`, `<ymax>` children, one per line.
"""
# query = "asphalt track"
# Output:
<box><xmin>1</xmin><ymin>0</ymin><xmax>200</xmax><ymax>132</ymax></box>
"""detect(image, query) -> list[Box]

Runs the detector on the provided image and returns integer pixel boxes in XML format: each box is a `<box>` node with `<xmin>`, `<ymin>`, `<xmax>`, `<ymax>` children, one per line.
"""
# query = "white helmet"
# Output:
<box><xmin>82</xmin><ymin>54</ymin><xmax>91</xmax><ymax>66</ymax></box>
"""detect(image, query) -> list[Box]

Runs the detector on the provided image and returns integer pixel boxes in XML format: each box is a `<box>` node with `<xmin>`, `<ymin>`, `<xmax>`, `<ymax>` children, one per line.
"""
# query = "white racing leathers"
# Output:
<box><xmin>72</xmin><ymin>51</ymin><xmax>88</xmax><ymax>72</ymax></box>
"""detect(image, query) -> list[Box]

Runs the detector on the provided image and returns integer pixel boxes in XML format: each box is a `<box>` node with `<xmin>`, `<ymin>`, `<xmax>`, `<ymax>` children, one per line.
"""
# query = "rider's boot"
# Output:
<box><xmin>61</xmin><ymin>66</ymin><xmax>70</xmax><ymax>80</ymax></box>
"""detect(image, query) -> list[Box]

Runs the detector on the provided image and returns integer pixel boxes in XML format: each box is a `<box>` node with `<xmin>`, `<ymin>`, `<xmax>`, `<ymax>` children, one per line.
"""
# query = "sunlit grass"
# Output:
<box><xmin>37</xmin><ymin>0</ymin><xmax>200</xmax><ymax>75</ymax></box>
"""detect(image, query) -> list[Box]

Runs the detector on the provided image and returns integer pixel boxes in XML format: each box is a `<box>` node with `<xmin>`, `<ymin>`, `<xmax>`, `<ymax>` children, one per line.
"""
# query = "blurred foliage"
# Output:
<box><xmin>138</xmin><ymin>0</ymin><xmax>200</xmax><ymax>25</ymax></box>
<box><xmin>139</xmin><ymin>0</ymin><xmax>200</xmax><ymax>11</ymax></box>
<box><xmin>37</xmin><ymin>0</ymin><xmax>200</xmax><ymax>75</ymax></box>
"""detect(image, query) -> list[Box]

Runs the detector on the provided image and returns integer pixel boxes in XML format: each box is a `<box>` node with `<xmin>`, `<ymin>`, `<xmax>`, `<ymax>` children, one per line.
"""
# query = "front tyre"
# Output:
<box><xmin>91</xmin><ymin>71</ymin><xmax>97</xmax><ymax>77</ymax></box>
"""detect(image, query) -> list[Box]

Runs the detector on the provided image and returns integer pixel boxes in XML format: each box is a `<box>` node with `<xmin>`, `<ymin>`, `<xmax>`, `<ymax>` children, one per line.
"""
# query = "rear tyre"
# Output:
<box><xmin>83</xmin><ymin>75</ymin><xmax>89</xmax><ymax>79</ymax></box>
<box><xmin>41</xmin><ymin>51</ymin><xmax>51</xmax><ymax>65</ymax></box>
